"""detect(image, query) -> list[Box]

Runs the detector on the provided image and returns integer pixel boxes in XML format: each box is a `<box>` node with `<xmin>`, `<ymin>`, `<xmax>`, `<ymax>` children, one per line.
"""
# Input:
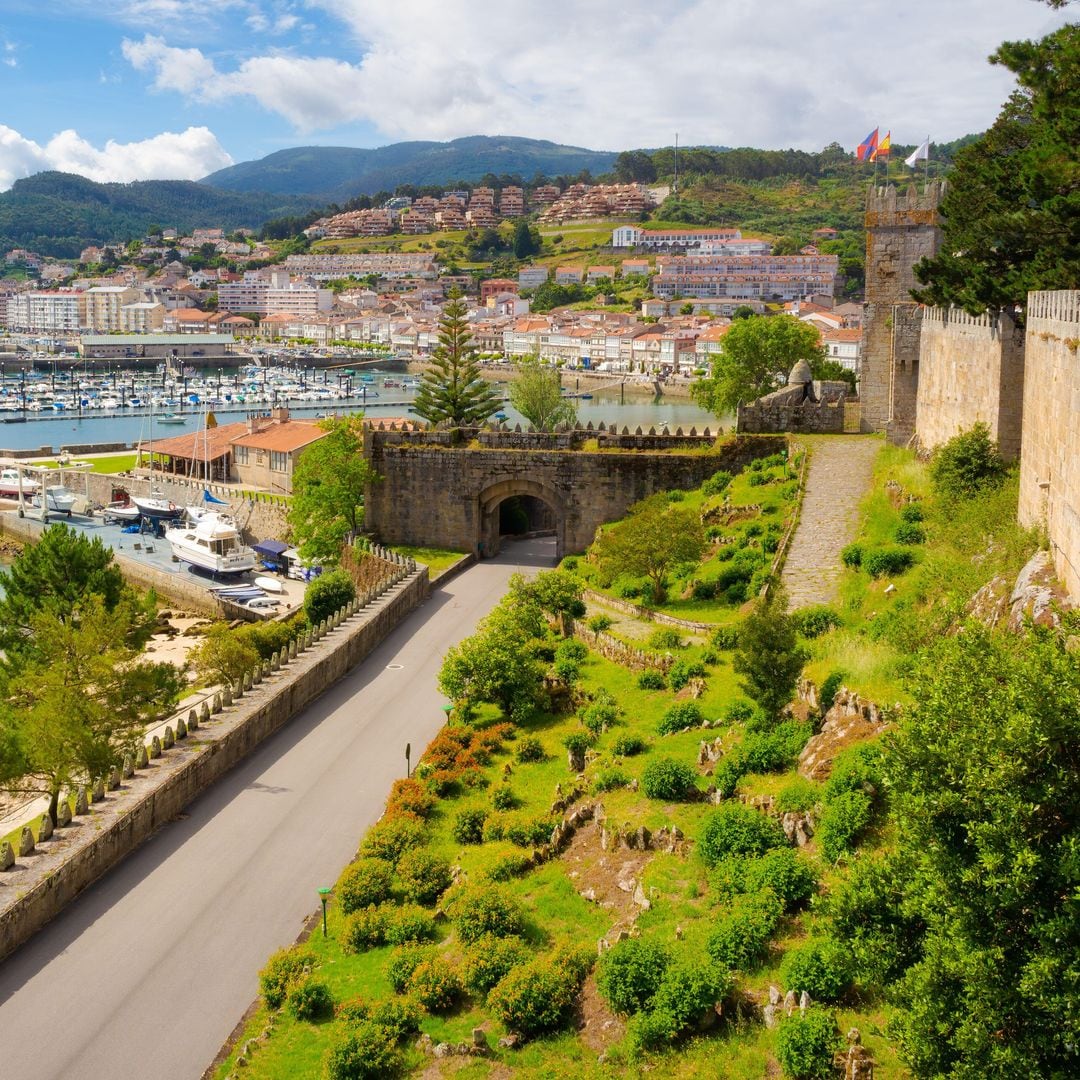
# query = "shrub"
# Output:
<box><xmin>304</xmin><ymin>568</ymin><xmax>357</xmax><ymax>626</ymax></box>
<box><xmin>613</xmin><ymin>575</ymin><xmax>644</xmax><ymax>599</ymax></box>
<box><xmin>407</xmin><ymin>956</ymin><xmax>461</xmax><ymax>1013</ymax></box>
<box><xmin>515</xmin><ymin>736</ymin><xmax>545</xmax><ymax>763</ymax></box>
<box><xmin>781</xmin><ymin>939</ymin><xmax>852</xmax><ymax>1003</ymax></box>
<box><xmin>611</xmin><ymin>734</ymin><xmax>647</xmax><ymax>756</ymax></box>
<box><xmin>395</xmin><ymin>850</ymin><xmax>451</xmax><ymax>906</ymax></box>
<box><xmin>743</xmin><ymin>848</ymin><xmax>817</xmax><ymax>910</ymax></box>
<box><xmin>486</xmin><ymin>852</ymin><xmax>533</xmax><ymax>881</ymax></box>
<box><xmin>384</xmin><ymin>778</ymin><xmax>436</xmax><ymax>821</ymax></box>
<box><xmin>650</xmin><ymin>957</ymin><xmax>732</xmax><ymax>1033</ymax></box>
<box><xmin>342</xmin><ymin>906</ymin><xmax>391</xmax><ymax>953</ymax></box>
<box><xmin>700</xmin><ymin>648</ymin><xmax>719</xmax><ymax>665</ymax></box>
<box><xmin>449</xmin><ymin>886</ymin><xmax>524</xmax><ymax>944</ymax></box>
<box><xmin>742</xmin><ymin>720</ymin><xmax>812</xmax><ymax>775</ymax></box>
<box><xmin>491</xmin><ymin>784</ymin><xmax>515</xmax><ymax>811</ymax></box>
<box><xmin>334</xmin><ymin>997</ymin><xmax>370</xmax><ymax>1024</ymax></box>
<box><xmin>359</xmin><ymin>818</ymin><xmax>425</xmax><ymax>867</ymax></box>
<box><xmin>698</xmin><ymin>804</ymin><xmax>786</xmax><ymax>867</ymax></box>
<box><xmin>641</xmin><ymin>756</ymin><xmax>698</xmax><ymax>801</ymax></box>
<box><xmin>555</xmin><ymin>638</ymin><xmax>588</xmax><ymax>663</ymax></box>
<box><xmin>706</xmin><ymin>889</ymin><xmax>783</xmax><ymax>970</ymax></box>
<box><xmin>899</xmin><ymin>501</ymin><xmax>925</xmax><ymax>523</ymax></box>
<box><xmin>338</xmin><ymin>858</ymin><xmax>394</xmax><ymax>914</ymax></box>
<box><xmin>710</xmin><ymin>625</ymin><xmax>740</xmax><ymax>651</ymax></box>
<box><xmin>260</xmin><ymin>947</ymin><xmax>315</xmax><ymax>1010</ymax></box>
<box><xmin>747</xmin><ymin>472</ymin><xmax>766</xmax><ymax>487</ymax></box>
<box><xmin>488</xmin><ymin>949</ymin><xmax>591</xmax><ymax>1037</ymax></box>
<box><xmin>825</xmin><ymin>744</ymin><xmax>884</xmax><ymax>803</ymax></box>
<box><xmin>712</xmin><ymin>754</ymin><xmax>748</xmax><ymax>799</ymax></box>
<box><xmin>287</xmin><ymin>978</ymin><xmax>334</xmax><ymax>1021</ymax></box>
<box><xmin>776</xmin><ymin>777</ymin><xmax>820</xmax><ymax>814</ymax></box>
<box><xmin>323</xmin><ymin>1020</ymin><xmax>402</xmax><ymax>1080</ymax></box>
<box><xmin>657</xmin><ymin>700</ymin><xmax>704</xmax><ymax>735</ymax></box>
<box><xmin>792</xmin><ymin>606</ymin><xmax>842</xmax><ymax>639</ymax></box>
<box><xmin>586</xmin><ymin>613</ymin><xmax>613</xmax><ymax>633</ymax></box>
<box><xmin>929</xmin><ymin>422</ymin><xmax>1007</xmax><ymax>501</ymax></box>
<box><xmin>668</xmin><ymin>658</ymin><xmax>707</xmax><ymax>692</ymax></box>
<box><xmin>840</xmin><ymin>543</ymin><xmax>863</xmax><ymax>569</ymax></box>
<box><xmin>580</xmin><ymin>695</ymin><xmax>619</xmax><ymax>735</ymax></box>
<box><xmin>775</xmin><ymin>1008</ymin><xmax>843</xmax><ymax>1080</ymax></box>
<box><xmin>385</xmin><ymin>945</ymin><xmax>434</xmax><ymax>994</ymax></box>
<box><xmin>818</xmin><ymin>670</ymin><xmax>846</xmax><ymax>715</ymax></box>
<box><xmin>818</xmin><ymin>790</ymin><xmax>874</xmax><ymax>861</ymax></box>
<box><xmin>504</xmin><ymin>815</ymin><xmax>556</xmax><ymax>847</ymax></box>
<box><xmin>894</xmin><ymin>520</ymin><xmax>926</xmax><ymax>544</ymax></box>
<box><xmin>553</xmin><ymin>657</ymin><xmax>580</xmax><ymax>682</ymax></box>
<box><xmin>451</xmin><ymin>807</ymin><xmax>488</xmax><ymax>845</ymax></box>
<box><xmin>647</xmin><ymin>627</ymin><xmax>684</xmax><ymax>650</ymax></box>
<box><xmin>460</xmin><ymin>933</ymin><xmax>532</xmax><ymax>996</ymax></box>
<box><xmin>386</xmin><ymin>904</ymin><xmax>437</xmax><ymax>946</ymax></box>
<box><xmin>592</xmin><ymin>765</ymin><xmax>629</xmax><ymax>793</ymax></box>
<box><xmin>637</xmin><ymin>668</ymin><xmax>666</xmax><ymax>690</ymax></box>
<box><xmin>863</xmin><ymin>546</ymin><xmax>915</xmax><ymax>579</ymax></box>
<box><xmin>369</xmin><ymin>998</ymin><xmax>421</xmax><ymax>1040</ymax></box>
<box><xmin>723</xmin><ymin>698</ymin><xmax>756</xmax><ymax>723</ymax></box>
<box><xmin>702</xmin><ymin>470</ymin><xmax>733</xmax><ymax>497</ymax></box>
<box><xmin>596</xmin><ymin>938</ymin><xmax>668</xmax><ymax>1015</ymax></box>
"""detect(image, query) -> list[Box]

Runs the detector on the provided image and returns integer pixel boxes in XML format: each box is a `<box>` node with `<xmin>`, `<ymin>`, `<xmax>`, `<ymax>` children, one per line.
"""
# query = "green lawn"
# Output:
<box><xmin>389</xmin><ymin>545</ymin><xmax>470</xmax><ymax>579</ymax></box>
<box><xmin>35</xmin><ymin>453</ymin><xmax>138</xmax><ymax>473</ymax></box>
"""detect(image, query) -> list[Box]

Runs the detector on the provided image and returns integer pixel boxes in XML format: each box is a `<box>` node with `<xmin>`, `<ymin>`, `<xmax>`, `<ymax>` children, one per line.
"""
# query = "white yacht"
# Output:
<box><xmin>35</xmin><ymin>484</ymin><xmax>77</xmax><ymax>515</ymax></box>
<box><xmin>132</xmin><ymin>491</ymin><xmax>180</xmax><ymax>520</ymax></box>
<box><xmin>0</xmin><ymin>468</ymin><xmax>40</xmax><ymax>498</ymax></box>
<box><xmin>166</xmin><ymin>513</ymin><xmax>257</xmax><ymax>574</ymax></box>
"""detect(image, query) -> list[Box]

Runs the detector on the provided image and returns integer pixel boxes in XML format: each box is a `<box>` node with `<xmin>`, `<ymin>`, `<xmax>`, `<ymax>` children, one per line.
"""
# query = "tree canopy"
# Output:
<box><xmin>412</xmin><ymin>295</ymin><xmax>502</xmax><ymax>427</ymax></box>
<box><xmin>508</xmin><ymin>355</ymin><xmax>577</xmax><ymax>430</ymax></box>
<box><xmin>690</xmin><ymin>315</ymin><xmax>825</xmax><ymax>416</ymax></box>
<box><xmin>732</xmin><ymin>586</ymin><xmax>807</xmax><ymax>719</ymax></box>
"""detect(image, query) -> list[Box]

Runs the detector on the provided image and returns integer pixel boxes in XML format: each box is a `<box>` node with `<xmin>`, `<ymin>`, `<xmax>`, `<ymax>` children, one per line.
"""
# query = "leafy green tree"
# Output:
<box><xmin>288</xmin><ymin>415</ymin><xmax>377</xmax><ymax>563</ymax></box>
<box><xmin>691</xmin><ymin>315</ymin><xmax>825</xmax><ymax>415</ymax></box>
<box><xmin>192</xmin><ymin>623</ymin><xmax>259</xmax><ymax>690</ymax></box>
<box><xmin>591</xmin><ymin>494</ymin><xmax>706</xmax><ymax>604</ymax></box>
<box><xmin>733</xmin><ymin>586</ymin><xmax>808</xmax><ymax>719</ymax></box>
<box><xmin>511</xmin><ymin>220</ymin><xmax>541</xmax><ymax>259</ymax></box>
<box><xmin>809</xmin><ymin>356</ymin><xmax>856</xmax><ymax>392</ymax></box>
<box><xmin>511</xmin><ymin>569</ymin><xmax>585</xmax><ymax>632</ymax></box>
<box><xmin>412</xmin><ymin>295</ymin><xmax>502</xmax><ymax>426</ymax></box>
<box><xmin>881</xmin><ymin>627</ymin><xmax>1080</xmax><ymax>1076</ymax></box>
<box><xmin>304</xmin><ymin>568</ymin><xmax>357</xmax><ymax>626</ymax></box>
<box><xmin>508</xmin><ymin>354</ymin><xmax>577</xmax><ymax>430</ymax></box>
<box><xmin>0</xmin><ymin>596</ymin><xmax>183</xmax><ymax>823</ymax></box>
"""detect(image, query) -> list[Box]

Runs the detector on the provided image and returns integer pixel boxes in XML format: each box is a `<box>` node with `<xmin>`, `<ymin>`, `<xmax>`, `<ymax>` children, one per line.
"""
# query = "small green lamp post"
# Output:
<box><xmin>405</xmin><ymin>741</ymin><xmax>411</xmax><ymax>778</ymax></box>
<box><xmin>442</xmin><ymin>704</ymin><xmax>454</xmax><ymax>726</ymax></box>
<box><xmin>318</xmin><ymin>887</ymin><xmax>331</xmax><ymax>937</ymax></box>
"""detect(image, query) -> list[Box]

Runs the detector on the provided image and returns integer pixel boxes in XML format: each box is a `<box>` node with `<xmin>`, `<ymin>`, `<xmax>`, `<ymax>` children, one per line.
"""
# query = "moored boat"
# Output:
<box><xmin>166</xmin><ymin>513</ymin><xmax>257</xmax><ymax>574</ymax></box>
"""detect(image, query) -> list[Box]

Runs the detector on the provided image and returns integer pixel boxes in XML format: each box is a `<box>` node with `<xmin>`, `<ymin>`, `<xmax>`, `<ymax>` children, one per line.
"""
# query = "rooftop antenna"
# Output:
<box><xmin>673</xmin><ymin>132</ymin><xmax>679</xmax><ymax>196</ymax></box>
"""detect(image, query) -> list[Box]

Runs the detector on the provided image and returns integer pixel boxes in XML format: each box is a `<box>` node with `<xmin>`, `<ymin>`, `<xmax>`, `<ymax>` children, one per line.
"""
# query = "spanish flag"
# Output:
<box><xmin>856</xmin><ymin>127</ymin><xmax>879</xmax><ymax>162</ymax></box>
<box><xmin>870</xmin><ymin>131</ymin><xmax>891</xmax><ymax>162</ymax></box>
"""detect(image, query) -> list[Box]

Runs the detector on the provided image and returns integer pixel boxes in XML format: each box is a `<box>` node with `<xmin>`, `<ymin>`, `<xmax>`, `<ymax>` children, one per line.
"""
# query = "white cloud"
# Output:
<box><xmin>118</xmin><ymin>0</ymin><xmax>1075</xmax><ymax>150</ymax></box>
<box><xmin>0</xmin><ymin>124</ymin><xmax>233</xmax><ymax>191</ymax></box>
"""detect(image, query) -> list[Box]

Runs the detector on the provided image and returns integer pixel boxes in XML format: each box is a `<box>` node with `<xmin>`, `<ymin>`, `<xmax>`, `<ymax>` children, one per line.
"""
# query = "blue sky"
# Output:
<box><xmin>0</xmin><ymin>0</ymin><xmax>1073</xmax><ymax>189</ymax></box>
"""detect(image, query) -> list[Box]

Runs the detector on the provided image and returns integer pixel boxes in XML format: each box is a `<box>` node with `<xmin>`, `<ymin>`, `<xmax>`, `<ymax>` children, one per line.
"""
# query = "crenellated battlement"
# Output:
<box><xmin>864</xmin><ymin>180</ymin><xmax>947</xmax><ymax>216</ymax></box>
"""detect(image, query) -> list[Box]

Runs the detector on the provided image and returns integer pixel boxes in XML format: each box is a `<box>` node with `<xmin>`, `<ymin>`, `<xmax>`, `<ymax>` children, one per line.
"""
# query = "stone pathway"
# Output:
<box><xmin>782</xmin><ymin>437</ymin><xmax>881</xmax><ymax>610</ymax></box>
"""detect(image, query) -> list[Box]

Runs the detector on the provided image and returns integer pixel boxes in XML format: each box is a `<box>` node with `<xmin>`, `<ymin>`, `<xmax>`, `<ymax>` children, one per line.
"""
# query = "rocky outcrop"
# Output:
<box><xmin>1007</xmin><ymin>550</ymin><xmax>1074</xmax><ymax>631</ymax></box>
<box><xmin>797</xmin><ymin>680</ymin><xmax>890</xmax><ymax>781</ymax></box>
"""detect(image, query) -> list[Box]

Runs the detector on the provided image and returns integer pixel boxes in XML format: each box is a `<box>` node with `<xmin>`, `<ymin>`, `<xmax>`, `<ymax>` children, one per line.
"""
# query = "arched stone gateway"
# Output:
<box><xmin>478</xmin><ymin>477</ymin><xmax>567</xmax><ymax>559</ymax></box>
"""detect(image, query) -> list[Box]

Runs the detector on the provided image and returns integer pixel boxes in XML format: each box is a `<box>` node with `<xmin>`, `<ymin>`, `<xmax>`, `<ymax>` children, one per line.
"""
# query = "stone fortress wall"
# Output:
<box><xmin>1017</xmin><ymin>291</ymin><xmax>1080</xmax><ymax>599</ymax></box>
<box><xmin>915</xmin><ymin>306</ymin><xmax>1026</xmax><ymax>460</ymax></box>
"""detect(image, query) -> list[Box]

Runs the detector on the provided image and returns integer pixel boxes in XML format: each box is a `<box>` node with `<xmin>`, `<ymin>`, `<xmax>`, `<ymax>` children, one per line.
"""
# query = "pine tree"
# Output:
<box><xmin>412</xmin><ymin>295</ymin><xmax>502</xmax><ymax>426</ymax></box>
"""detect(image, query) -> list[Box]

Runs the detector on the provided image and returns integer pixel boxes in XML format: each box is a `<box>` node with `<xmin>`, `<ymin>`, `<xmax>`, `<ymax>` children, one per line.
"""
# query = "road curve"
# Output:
<box><xmin>0</xmin><ymin>538</ymin><xmax>556</xmax><ymax>1080</ymax></box>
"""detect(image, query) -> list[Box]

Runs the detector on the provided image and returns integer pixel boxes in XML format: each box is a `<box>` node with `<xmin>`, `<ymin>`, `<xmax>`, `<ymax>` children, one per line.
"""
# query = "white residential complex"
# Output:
<box><xmin>282</xmin><ymin>253</ymin><xmax>439</xmax><ymax>281</ymax></box>
<box><xmin>217</xmin><ymin>271</ymin><xmax>333</xmax><ymax>316</ymax></box>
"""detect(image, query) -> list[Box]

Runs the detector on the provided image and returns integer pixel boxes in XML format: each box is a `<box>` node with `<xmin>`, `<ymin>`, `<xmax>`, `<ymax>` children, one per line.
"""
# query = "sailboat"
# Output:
<box><xmin>133</xmin><ymin>394</ymin><xmax>181</xmax><ymax>520</ymax></box>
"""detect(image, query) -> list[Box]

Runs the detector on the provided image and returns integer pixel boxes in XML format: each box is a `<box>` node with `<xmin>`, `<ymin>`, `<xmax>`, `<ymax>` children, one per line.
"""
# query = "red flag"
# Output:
<box><xmin>856</xmin><ymin>127</ymin><xmax>879</xmax><ymax>162</ymax></box>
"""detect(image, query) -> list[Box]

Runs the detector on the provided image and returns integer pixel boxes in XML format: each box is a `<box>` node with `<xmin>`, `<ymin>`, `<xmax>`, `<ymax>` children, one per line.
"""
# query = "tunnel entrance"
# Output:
<box><xmin>478</xmin><ymin>480</ymin><xmax>565</xmax><ymax>562</ymax></box>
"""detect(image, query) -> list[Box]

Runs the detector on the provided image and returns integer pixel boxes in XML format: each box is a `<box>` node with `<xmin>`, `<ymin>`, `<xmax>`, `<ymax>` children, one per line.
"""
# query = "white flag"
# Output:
<box><xmin>905</xmin><ymin>138</ymin><xmax>930</xmax><ymax>168</ymax></box>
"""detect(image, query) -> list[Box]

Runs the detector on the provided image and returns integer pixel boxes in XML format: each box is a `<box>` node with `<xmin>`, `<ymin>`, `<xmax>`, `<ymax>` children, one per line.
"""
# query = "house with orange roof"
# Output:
<box><xmin>820</xmin><ymin>327</ymin><xmax>863</xmax><ymax>371</ymax></box>
<box><xmin>230</xmin><ymin>409</ymin><xmax>328</xmax><ymax>493</ymax></box>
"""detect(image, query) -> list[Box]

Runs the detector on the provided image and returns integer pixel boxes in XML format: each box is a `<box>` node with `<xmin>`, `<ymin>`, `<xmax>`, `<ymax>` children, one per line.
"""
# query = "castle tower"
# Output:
<box><xmin>860</xmin><ymin>181</ymin><xmax>946</xmax><ymax>441</ymax></box>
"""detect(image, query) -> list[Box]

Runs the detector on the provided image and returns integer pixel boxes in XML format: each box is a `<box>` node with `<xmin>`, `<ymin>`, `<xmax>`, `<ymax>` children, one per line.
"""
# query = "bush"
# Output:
<box><xmin>637</xmin><ymin>668</ymin><xmax>666</xmax><ymax>690</ymax></box>
<box><xmin>741</xmin><ymin>720</ymin><xmax>812</xmax><ymax>775</ymax></box>
<box><xmin>395</xmin><ymin>850</ymin><xmax>451</xmax><ymax>906</ymax></box>
<box><xmin>338</xmin><ymin>858</ymin><xmax>394</xmax><ymax>914</ymax></box>
<box><xmin>449</xmin><ymin>886</ymin><xmax>524</xmax><ymax>944</ymax></box>
<box><xmin>488</xmin><ymin>949</ymin><xmax>591</xmax><ymax>1037</ymax></box>
<box><xmin>592</xmin><ymin>765</ymin><xmax>629</xmax><ymax>793</ymax></box>
<box><xmin>792</xmin><ymin>606</ymin><xmax>842</xmax><ymax>639</ymax></box>
<box><xmin>304</xmin><ymin>568</ymin><xmax>356</xmax><ymax>626</ymax></box>
<box><xmin>818</xmin><ymin>790</ymin><xmax>874</xmax><ymax>861</ymax></box>
<box><xmin>515</xmin><ymin>736</ymin><xmax>545</xmax><ymax>763</ymax></box>
<box><xmin>553</xmin><ymin>657</ymin><xmax>580</xmax><ymax>682</ymax></box>
<box><xmin>407</xmin><ymin>956</ymin><xmax>461</xmax><ymax>1013</ymax></box>
<box><xmin>359</xmin><ymin>818</ymin><xmax>425</xmax><ymax>867</ymax></box>
<box><xmin>491</xmin><ymin>784</ymin><xmax>515</xmax><ymax>810</ymax></box>
<box><xmin>342</xmin><ymin>906</ymin><xmax>391</xmax><ymax>953</ymax></box>
<box><xmin>385</xmin><ymin>945</ymin><xmax>434</xmax><ymax>994</ymax></box>
<box><xmin>368</xmin><ymin>998</ymin><xmax>421</xmax><ymax>1041</ymax></box>
<box><xmin>580</xmin><ymin>695</ymin><xmax>619</xmax><ymax>735</ymax></box>
<box><xmin>706</xmin><ymin>889</ymin><xmax>783</xmax><ymax>970</ymax></box>
<box><xmin>781</xmin><ymin>939</ymin><xmax>852</xmax><ymax>1003</ymax></box>
<box><xmin>840</xmin><ymin>543</ymin><xmax>863</xmax><ymax>569</ymax></box>
<box><xmin>461</xmin><ymin>933</ymin><xmax>532</xmax><ymax>996</ymax></box>
<box><xmin>712</xmin><ymin>754</ymin><xmax>748</xmax><ymax>799</ymax></box>
<box><xmin>561</xmin><ymin>556</ymin><xmax>579</xmax><ymax>572</ymax></box>
<box><xmin>650</xmin><ymin>957</ymin><xmax>732</xmax><ymax>1033</ymax></box>
<box><xmin>743</xmin><ymin>848</ymin><xmax>817</xmax><ymax>910</ymax></box>
<box><xmin>894</xmin><ymin>520</ymin><xmax>926</xmax><ymax>544</ymax></box>
<box><xmin>775</xmin><ymin>1008</ymin><xmax>843</xmax><ymax>1080</ymax></box>
<box><xmin>504</xmin><ymin>814</ymin><xmax>556</xmax><ymax>847</ymax></box>
<box><xmin>613</xmin><ymin>575</ymin><xmax>644</xmax><ymax>599</ymax></box>
<box><xmin>657</xmin><ymin>700</ymin><xmax>704</xmax><ymax>735</ymax></box>
<box><xmin>863</xmin><ymin>546</ymin><xmax>915</xmax><ymax>578</ymax></box>
<box><xmin>611</xmin><ymin>734</ymin><xmax>647</xmax><ymax>756</ymax></box>
<box><xmin>260</xmin><ymin>947</ymin><xmax>315</xmax><ymax>1010</ymax></box>
<box><xmin>385</xmin><ymin>904</ymin><xmax>437</xmax><ymax>946</ymax></box>
<box><xmin>586</xmin><ymin>613</ymin><xmax>613</xmax><ymax>633</ymax></box>
<box><xmin>776</xmin><ymin>777</ymin><xmax>820</xmax><ymax>814</ymax></box>
<box><xmin>287</xmin><ymin>977</ymin><xmax>334</xmax><ymax>1021</ymax></box>
<box><xmin>702</xmin><ymin>470</ymin><xmax>733</xmax><ymax>496</ymax></box>
<box><xmin>723</xmin><ymin>698</ymin><xmax>757</xmax><ymax>723</ymax></box>
<box><xmin>384</xmin><ymin>778</ymin><xmax>436</xmax><ymax>821</ymax></box>
<box><xmin>641</xmin><ymin>756</ymin><xmax>698</xmax><ymax>801</ymax></box>
<box><xmin>647</xmin><ymin>627</ymin><xmax>684</xmax><ymax>650</ymax></box>
<box><xmin>710</xmin><ymin>625</ymin><xmax>740</xmax><ymax>650</ymax></box>
<box><xmin>818</xmin><ymin>670</ymin><xmax>846</xmax><ymax>715</ymax></box>
<box><xmin>698</xmin><ymin>804</ymin><xmax>786</xmax><ymax>867</ymax></box>
<box><xmin>486</xmin><ymin>852</ymin><xmax>533</xmax><ymax>881</ymax></box>
<box><xmin>929</xmin><ymin>422</ymin><xmax>1007</xmax><ymax>501</ymax></box>
<box><xmin>596</xmin><ymin>938</ymin><xmax>668</xmax><ymax>1015</ymax></box>
<box><xmin>324</xmin><ymin>1021</ymin><xmax>402</xmax><ymax>1080</ymax></box>
<box><xmin>555</xmin><ymin>638</ymin><xmax>588</xmax><ymax>663</ymax></box>
<box><xmin>668</xmin><ymin>658</ymin><xmax>707</xmax><ymax>692</ymax></box>
<box><xmin>825</xmin><ymin>744</ymin><xmax>883</xmax><ymax>803</ymax></box>
<box><xmin>451</xmin><ymin>807</ymin><xmax>488</xmax><ymax>845</ymax></box>
<box><xmin>899</xmin><ymin>501</ymin><xmax>925</xmax><ymax>523</ymax></box>
<box><xmin>691</xmin><ymin>579</ymin><xmax>717</xmax><ymax>600</ymax></box>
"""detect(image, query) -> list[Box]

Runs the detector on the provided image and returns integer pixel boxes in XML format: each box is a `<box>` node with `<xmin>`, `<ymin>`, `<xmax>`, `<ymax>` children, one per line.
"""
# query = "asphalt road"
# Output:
<box><xmin>0</xmin><ymin>538</ymin><xmax>555</xmax><ymax>1080</ymax></box>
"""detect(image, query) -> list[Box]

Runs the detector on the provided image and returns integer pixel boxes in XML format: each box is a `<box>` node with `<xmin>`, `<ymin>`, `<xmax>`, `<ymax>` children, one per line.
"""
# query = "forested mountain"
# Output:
<box><xmin>201</xmin><ymin>136</ymin><xmax>619</xmax><ymax>200</ymax></box>
<box><xmin>0</xmin><ymin>172</ymin><xmax>318</xmax><ymax>259</ymax></box>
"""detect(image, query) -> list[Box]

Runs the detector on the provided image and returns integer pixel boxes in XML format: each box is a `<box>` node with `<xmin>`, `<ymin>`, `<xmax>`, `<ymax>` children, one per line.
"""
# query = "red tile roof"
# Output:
<box><xmin>231</xmin><ymin>420</ymin><xmax>326</xmax><ymax>453</ymax></box>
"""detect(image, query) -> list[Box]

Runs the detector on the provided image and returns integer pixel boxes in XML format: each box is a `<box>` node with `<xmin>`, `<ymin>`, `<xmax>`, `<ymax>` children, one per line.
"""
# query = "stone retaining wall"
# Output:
<box><xmin>0</xmin><ymin>566</ymin><xmax>429</xmax><ymax>961</ymax></box>
<box><xmin>581</xmin><ymin>588</ymin><xmax>716</xmax><ymax>632</ymax></box>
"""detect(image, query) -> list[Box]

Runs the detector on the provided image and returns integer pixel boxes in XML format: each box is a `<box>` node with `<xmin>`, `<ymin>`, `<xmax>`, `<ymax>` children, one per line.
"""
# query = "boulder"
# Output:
<box><xmin>122</xmin><ymin>755</ymin><xmax>134</xmax><ymax>778</ymax></box>
<box><xmin>176</xmin><ymin>717</ymin><xmax>187</xmax><ymax>740</ymax></box>
<box><xmin>149</xmin><ymin>735</ymin><xmax>161</xmax><ymax>759</ymax></box>
<box><xmin>137</xmin><ymin>744</ymin><xmax>149</xmax><ymax>769</ymax></box>
<box><xmin>199</xmin><ymin>701</ymin><xmax>211</xmax><ymax>725</ymax></box>
<box><xmin>108</xmin><ymin>766</ymin><xmax>121</xmax><ymax>789</ymax></box>
<box><xmin>633</xmin><ymin>882</ymin><xmax>651</xmax><ymax>911</ymax></box>
<box><xmin>211</xmin><ymin>692</ymin><xmax>223</xmax><ymax>714</ymax></box>
<box><xmin>188</xmin><ymin>707</ymin><xmax>199</xmax><ymax>731</ymax></box>
<box><xmin>19</xmin><ymin>825</ymin><xmax>34</xmax><ymax>856</ymax></box>
<box><xmin>57</xmin><ymin>800</ymin><xmax>72</xmax><ymax>827</ymax></box>
<box><xmin>0</xmin><ymin>841</ymin><xmax>14</xmax><ymax>870</ymax></box>
<box><xmin>38</xmin><ymin>812</ymin><xmax>53</xmax><ymax>841</ymax></box>
<box><xmin>91</xmin><ymin>778</ymin><xmax>105</xmax><ymax>802</ymax></box>
<box><xmin>162</xmin><ymin>726</ymin><xmax>174</xmax><ymax>750</ymax></box>
<box><xmin>222</xmin><ymin>685</ymin><xmax>233</xmax><ymax>707</ymax></box>
<box><xmin>242</xmin><ymin>671</ymin><xmax>252</xmax><ymax>693</ymax></box>
<box><xmin>799</xmin><ymin>686</ymin><xmax>889</xmax><ymax>781</ymax></box>
<box><xmin>763</xmin><ymin>1003</ymin><xmax>780</xmax><ymax>1029</ymax></box>
<box><xmin>75</xmin><ymin>787</ymin><xmax>89</xmax><ymax>815</ymax></box>
<box><xmin>1008</xmin><ymin>550</ymin><xmax>1074</xmax><ymax>632</ymax></box>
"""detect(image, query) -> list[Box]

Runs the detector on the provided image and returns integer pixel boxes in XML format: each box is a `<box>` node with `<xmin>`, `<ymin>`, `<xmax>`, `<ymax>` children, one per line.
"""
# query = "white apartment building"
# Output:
<box><xmin>6</xmin><ymin>291</ymin><xmax>85</xmax><ymax>333</ymax></box>
<box><xmin>218</xmin><ymin>271</ymin><xmax>333</xmax><ymax>316</ymax></box>
<box><xmin>120</xmin><ymin>301</ymin><xmax>165</xmax><ymax>334</ymax></box>
<box><xmin>282</xmin><ymin>253</ymin><xmax>438</xmax><ymax>281</ymax></box>
<box><xmin>518</xmin><ymin>265</ymin><xmax>550</xmax><ymax>289</ymax></box>
<box><xmin>612</xmin><ymin>226</ymin><xmax>744</xmax><ymax>250</ymax></box>
<box><xmin>85</xmin><ymin>286</ymin><xmax>141</xmax><ymax>332</ymax></box>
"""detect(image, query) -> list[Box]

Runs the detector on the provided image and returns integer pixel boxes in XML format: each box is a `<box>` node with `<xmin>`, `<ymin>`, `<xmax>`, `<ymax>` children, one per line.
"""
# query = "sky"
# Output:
<box><xmin>0</xmin><ymin>0</ymin><xmax>1073</xmax><ymax>191</ymax></box>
